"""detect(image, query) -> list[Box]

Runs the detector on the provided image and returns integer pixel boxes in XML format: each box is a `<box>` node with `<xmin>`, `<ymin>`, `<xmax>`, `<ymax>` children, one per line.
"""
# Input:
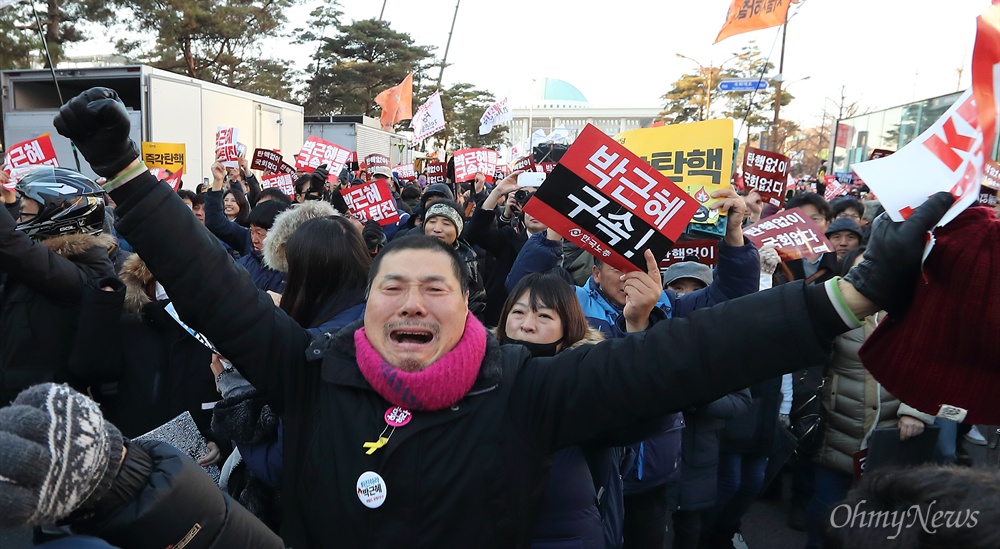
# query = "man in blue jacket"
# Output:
<box><xmin>586</xmin><ymin>193</ymin><xmax>759</xmax><ymax>549</ymax></box>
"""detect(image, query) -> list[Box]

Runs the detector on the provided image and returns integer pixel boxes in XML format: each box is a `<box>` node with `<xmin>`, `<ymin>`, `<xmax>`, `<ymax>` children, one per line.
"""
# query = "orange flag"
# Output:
<box><xmin>374</xmin><ymin>72</ymin><xmax>414</xmax><ymax>131</ymax></box>
<box><xmin>715</xmin><ymin>0</ymin><xmax>792</xmax><ymax>44</ymax></box>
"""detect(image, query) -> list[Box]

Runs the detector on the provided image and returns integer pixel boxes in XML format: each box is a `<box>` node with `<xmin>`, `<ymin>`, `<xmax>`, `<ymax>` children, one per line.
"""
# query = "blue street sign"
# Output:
<box><xmin>717</xmin><ymin>79</ymin><xmax>770</xmax><ymax>92</ymax></box>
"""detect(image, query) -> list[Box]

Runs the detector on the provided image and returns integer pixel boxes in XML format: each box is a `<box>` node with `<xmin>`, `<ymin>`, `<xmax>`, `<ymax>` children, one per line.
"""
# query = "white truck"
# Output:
<box><xmin>1</xmin><ymin>65</ymin><xmax>304</xmax><ymax>188</ymax></box>
<box><xmin>304</xmin><ymin>115</ymin><xmax>412</xmax><ymax>167</ymax></box>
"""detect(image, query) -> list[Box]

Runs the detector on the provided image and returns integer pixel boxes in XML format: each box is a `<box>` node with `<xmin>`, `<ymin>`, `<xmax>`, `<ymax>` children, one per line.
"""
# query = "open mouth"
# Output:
<box><xmin>390</xmin><ymin>330</ymin><xmax>434</xmax><ymax>345</ymax></box>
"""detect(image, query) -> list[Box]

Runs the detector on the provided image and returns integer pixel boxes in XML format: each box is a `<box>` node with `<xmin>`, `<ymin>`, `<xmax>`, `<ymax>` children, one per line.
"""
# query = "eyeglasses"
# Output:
<box><xmin>836</xmin><ymin>212</ymin><xmax>861</xmax><ymax>220</ymax></box>
<box><xmin>809</xmin><ymin>214</ymin><xmax>827</xmax><ymax>224</ymax></box>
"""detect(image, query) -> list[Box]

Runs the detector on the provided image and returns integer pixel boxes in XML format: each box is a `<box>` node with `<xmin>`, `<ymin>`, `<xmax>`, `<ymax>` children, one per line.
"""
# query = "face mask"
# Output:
<box><xmin>506</xmin><ymin>337</ymin><xmax>561</xmax><ymax>357</ymax></box>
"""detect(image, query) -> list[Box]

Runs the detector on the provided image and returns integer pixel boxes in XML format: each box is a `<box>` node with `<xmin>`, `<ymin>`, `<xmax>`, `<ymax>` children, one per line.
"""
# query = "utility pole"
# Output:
<box><xmin>436</xmin><ymin>0</ymin><xmax>461</xmax><ymax>90</ymax></box>
<box><xmin>379</xmin><ymin>0</ymin><xmax>388</xmax><ymax>20</ymax></box>
<box><xmin>770</xmin><ymin>9</ymin><xmax>789</xmax><ymax>153</ymax></box>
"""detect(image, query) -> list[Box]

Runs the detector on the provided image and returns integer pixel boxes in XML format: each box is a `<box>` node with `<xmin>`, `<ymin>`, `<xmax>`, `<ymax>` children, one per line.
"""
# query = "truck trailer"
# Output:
<box><xmin>304</xmin><ymin>115</ymin><xmax>412</xmax><ymax>166</ymax></box>
<box><xmin>1</xmin><ymin>65</ymin><xmax>304</xmax><ymax>188</ymax></box>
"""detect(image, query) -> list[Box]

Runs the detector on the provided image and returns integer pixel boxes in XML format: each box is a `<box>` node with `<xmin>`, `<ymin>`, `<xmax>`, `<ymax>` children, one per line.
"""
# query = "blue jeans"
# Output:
<box><xmin>805</xmin><ymin>464</ymin><xmax>853</xmax><ymax>548</ymax></box>
<box><xmin>933</xmin><ymin>417</ymin><xmax>957</xmax><ymax>464</ymax></box>
<box><xmin>717</xmin><ymin>453</ymin><xmax>768</xmax><ymax>523</ymax></box>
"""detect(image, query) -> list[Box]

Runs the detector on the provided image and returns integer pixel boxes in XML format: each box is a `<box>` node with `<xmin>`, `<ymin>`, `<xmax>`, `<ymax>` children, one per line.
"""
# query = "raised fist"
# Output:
<box><xmin>53</xmin><ymin>87</ymin><xmax>140</xmax><ymax>178</ymax></box>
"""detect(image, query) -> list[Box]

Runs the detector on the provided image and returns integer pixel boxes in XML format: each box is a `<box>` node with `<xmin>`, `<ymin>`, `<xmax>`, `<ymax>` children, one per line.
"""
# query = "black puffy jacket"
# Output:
<box><xmin>109</xmin><ymin>172</ymin><xmax>843</xmax><ymax>548</ymax></box>
<box><xmin>73</xmin><ymin>440</ymin><xmax>282</xmax><ymax>548</ymax></box>
<box><xmin>0</xmin><ymin>204</ymin><xmax>117</xmax><ymax>402</ymax></box>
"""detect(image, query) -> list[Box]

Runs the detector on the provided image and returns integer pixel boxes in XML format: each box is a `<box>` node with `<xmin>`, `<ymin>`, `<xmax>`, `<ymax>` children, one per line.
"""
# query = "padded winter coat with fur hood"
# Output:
<box><xmin>0</xmin><ymin>202</ymin><xmax>118</xmax><ymax>402</ymax></box>
<box><xmin>72</xmin><ymin>254</ymin><xmax>219</xmax><ymax>439</ymax></box>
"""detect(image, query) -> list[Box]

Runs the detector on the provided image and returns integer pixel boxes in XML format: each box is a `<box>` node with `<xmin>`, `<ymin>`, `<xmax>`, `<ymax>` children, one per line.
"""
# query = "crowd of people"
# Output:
<box><xmin>0</xmin><ymin>87</ymin><xmax>997</xmax><ymax>549</ymax></box>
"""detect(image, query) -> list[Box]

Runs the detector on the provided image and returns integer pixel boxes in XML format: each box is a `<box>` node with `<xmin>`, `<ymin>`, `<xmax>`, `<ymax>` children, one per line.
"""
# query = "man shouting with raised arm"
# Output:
<box><xmin>42</xmin><ymin>88</ymin><xmax>953</xmax><ymax>548</ymax></box>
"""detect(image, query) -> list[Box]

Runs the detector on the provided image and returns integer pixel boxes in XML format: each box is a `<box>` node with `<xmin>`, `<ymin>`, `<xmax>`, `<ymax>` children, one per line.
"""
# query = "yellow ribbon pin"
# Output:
<box><xmin>363</xmin><ymin>437</ymin><xmax>390</xmax><ymax>455</ymax></box>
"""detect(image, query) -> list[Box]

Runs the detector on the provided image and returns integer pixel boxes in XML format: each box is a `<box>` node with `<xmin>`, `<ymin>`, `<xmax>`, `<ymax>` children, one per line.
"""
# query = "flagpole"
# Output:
<box><xmin>27</xmin><ymin>1</ymin><xmax>80</xmax><ymax>170</ymax></box>
<box><xmin>436</xmin><ymin>0</ymin><xmax>461</xmax><ymax>89</ymax></box>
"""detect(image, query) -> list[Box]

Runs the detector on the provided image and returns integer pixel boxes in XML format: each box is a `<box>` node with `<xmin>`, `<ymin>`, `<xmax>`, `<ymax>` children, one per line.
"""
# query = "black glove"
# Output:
<box><xmin>53</xmin><ymin>87</ymin><xmax>140</xmax><ymax>178</ymax></box>
<box><xmin>844</xmin><ymin>192</ymin><xmax>954</xmax><ymax>315</ymax></box>
<box><xmin>362</xmin><ymin>219</ymin><xmax>386</xmax><ymax>256</ymax></box>
<box><xmin>309</xmin><ymin>164</ymin><xmax>330</xmax><ymax>194</ymax></box>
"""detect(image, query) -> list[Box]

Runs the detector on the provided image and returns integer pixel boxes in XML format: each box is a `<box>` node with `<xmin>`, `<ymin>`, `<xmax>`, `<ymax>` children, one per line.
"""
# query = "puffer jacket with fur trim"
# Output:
<box><xmin>0</xmin><ymin>204</ymin><xmax>118</xmax><ymax>402</ymax></box>
<box><xmin>262</xmin><ymin>201</ymin><xmax>337</xmax><ymax>273</ymax></box>
<box><xmin>86</xmin><ymin>253</ymin><xmax>219</xmax><ymax>438</ymax></box>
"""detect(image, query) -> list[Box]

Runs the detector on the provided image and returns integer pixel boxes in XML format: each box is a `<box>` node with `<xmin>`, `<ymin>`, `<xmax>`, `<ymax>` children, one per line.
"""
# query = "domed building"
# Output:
<box><xmin>507</xmin><ymin>77</ymin><xmax>660</xmax><ymax>155</ymax></box>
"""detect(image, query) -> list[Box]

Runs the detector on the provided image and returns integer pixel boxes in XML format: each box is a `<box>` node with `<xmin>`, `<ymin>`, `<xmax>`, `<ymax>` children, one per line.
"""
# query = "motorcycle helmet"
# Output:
<box><xmin>15</xmin><ymin>166</ymin><xmax>106</xmax><ymax>240</ymax></box>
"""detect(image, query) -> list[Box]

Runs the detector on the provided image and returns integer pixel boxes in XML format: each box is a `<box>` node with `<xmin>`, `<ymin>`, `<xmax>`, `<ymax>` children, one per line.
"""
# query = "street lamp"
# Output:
<box><xmin>770</xmin><ymin>75</ymin><xmax>811</xmax><ymax>152</ymax></box>
<box><xmin>675</xmin><ymin>53</ymin><xmax>740</xmax><ymax>120</ymax></box>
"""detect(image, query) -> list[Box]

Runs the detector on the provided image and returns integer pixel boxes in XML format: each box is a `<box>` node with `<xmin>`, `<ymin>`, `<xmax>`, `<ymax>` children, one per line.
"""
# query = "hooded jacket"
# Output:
<box><xmin>71</xmin><ymin>254</ymin><xmax>218</xmax><ymax>439</ymax></box>
<box><xmin>262</xmin><ymin>200</ymin><xmax>337</xmax><ymax>273</ymax></box>
<box><xmin>0</xmin><ymin>203</ymin><xmax>118</xmax><ymax>402</ymax></box>
<box><xmin>108</xmin><ymin>172</ymin><xmax>845</xmax><ymax>548</ymax></box>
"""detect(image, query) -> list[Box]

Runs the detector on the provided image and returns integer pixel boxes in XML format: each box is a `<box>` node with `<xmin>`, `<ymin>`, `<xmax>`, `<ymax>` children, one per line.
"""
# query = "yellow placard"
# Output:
<box><xmin>141</xmin><ymin>142</ymin><xmax>186</xmax><ymax>175</ymax></box>
<box><xmin>615</xmin><ymin>119</ymin><xmax>734</xmax><ymax>224</ymax></box>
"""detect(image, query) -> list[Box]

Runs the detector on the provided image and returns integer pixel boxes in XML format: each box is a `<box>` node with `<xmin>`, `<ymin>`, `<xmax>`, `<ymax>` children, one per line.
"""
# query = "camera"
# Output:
<box><xmin>513</xmin><ymin>189</ymin><xmax>533</xmax><ymax>205</ymax></box>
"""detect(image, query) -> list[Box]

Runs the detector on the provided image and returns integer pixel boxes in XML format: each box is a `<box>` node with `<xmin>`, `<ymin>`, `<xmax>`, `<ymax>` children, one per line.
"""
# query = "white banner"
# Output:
<box><xmin>479</xmin><ymin>95</ymin><xmax>512</xmax><ymax>135</ymax></box>
<box><xmin>411</xmin><ymin>91</ymin><xmax>446</xmax><ymax>142</ymax></box>
<box><xmin>852</xmin><ymin>89</ymin><xmax>983</xmax><ymax>227</ymax></box>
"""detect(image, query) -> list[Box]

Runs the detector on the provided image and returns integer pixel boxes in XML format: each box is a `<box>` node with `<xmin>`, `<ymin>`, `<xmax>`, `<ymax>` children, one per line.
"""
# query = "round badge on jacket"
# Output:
<box><xmin>357</xmin><ymin>471</ymin><xmax>388</xmax><ymax>509</ymax></box>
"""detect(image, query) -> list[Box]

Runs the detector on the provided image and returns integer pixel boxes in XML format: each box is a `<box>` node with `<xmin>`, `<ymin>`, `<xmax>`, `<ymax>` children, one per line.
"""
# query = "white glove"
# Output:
<box><xmin>759</xmin><ymin>244</ymin><xmax>780</xmax><ymax>276</ymax></box>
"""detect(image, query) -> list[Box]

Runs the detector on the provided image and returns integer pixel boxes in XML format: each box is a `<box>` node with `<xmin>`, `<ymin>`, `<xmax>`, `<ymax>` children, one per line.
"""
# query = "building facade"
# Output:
<box><xmin>830</xmin><ymin>91</ymin><xmax>968</xmax><ymax>173</ymax></box>
<box><xmin>507</xmin><ymin>78</ymin><xmax>660</xmax><ymax>151</ymax></box>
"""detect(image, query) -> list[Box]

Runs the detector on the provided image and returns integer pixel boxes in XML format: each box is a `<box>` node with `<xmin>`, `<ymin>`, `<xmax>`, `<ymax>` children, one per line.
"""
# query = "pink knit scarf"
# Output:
<box><xmin>354</xmin><ymin>313</ymin><xmax>487</xmax><ymax>411</ymax></box>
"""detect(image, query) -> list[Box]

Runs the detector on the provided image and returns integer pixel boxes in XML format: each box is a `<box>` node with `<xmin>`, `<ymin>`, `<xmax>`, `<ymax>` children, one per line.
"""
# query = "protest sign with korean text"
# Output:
<box><xmin>261</xmin><ymin>173</ymin><xmax>295</xmax><ymax>197</ymax></box>
<box><xmin>510</xmin><ymin>156</ymin><xmax>535</xmax><ymax>173</ymax></box>
<box><xmin>524</xmin><ymin>124</ymin><xmax>700</xmax><ymax>273</ymax></box>
<box><xmin>984</xmin><ymin>160</ymin><xmax>1000</xmax><ymax>190</ymax></box>
<box><xmin>537</xmin><ymin>162</ymin><xmax>557</xmax><ymax>174</ymax></box>
<box><xmin>972</xmin><ymin>3</ymin><xmax>999</xmax><ymax>165</ymax></box>
<box><xmin>149</xmin><ymin>168</ymin><xmax>185</xmax><ymax>191</ymax></box>
<box><xmin>659</xmin><ymin>239</ymin><xmax>719</xmax><ymax>270</ymax></box>
<box><xmin>393</xmin><ymin>163</ymin><xmax>416</xmax><ymax>180</ymax></box>
<box><xmin>743</xmin><ymin>208</ymin><xmax>834</xmax><ymax>261</ymax></box>
<box><xmin>214</xmin><ymin>127</ymin><xmax>239</xmax><ymax>167</ymax></box>
<box><xmin>340</xmin><ymin>180</ymin><xmax>400</xmax><ymax>226</ymax></box>
<box><xmin>453</xmin><ymin>148</ymin><xmax>499</xmax><ymax>183</ymax></box>
<box><xmin>823</xmin><ymin>175</ymin><xmax>849</xmax><ymax>201</ymax></box>
<box><xmin>142</xmin><ymin>142</ymin><xmax>186</xmax><ymax>176</ymax></box>
<box><xmin>411</xmin><ymin>91</ymin><xmax>446</xmax><ymax>142</ymax></box>
<box><xmin>616</xmin><ymin>119</ymin><xmax>734</xmax><ymax>225</ymax></box>
<box><xmin>296</xmin><ymin>136</ymin><xmax>352</xmax><ymax>178</ymax></box>
<box><xmin>426</xmin><ymin>161</ymin><xmax>447</xmax><ymax>185</ymax></box>
<box><xmin>742</xmin><ymin>146</ymin><xmax>789</xmax><ymax>207</ymax></box>
<box><xmin>364</xmin><ymin>154</ymin><xmax>391</xmax><ymax>177</ymax></box>
<box><xmin>978</xmin><ymin>185</ymin><xmax>997</xmax><ymax>207</ymax></box>
<box><xmin>251</xmin><ymin>148</ymin><xmax>285</xmax><ymax>173</ymax></box>
<box><xmin>3</xmin><ymin>134</ymin><xmax>59</xmax><ymax>187</ymax></box>
<box><xmin>852</xmin><ymin>89</ymin><xmax>983</xmax><ymax>226</ymax></box>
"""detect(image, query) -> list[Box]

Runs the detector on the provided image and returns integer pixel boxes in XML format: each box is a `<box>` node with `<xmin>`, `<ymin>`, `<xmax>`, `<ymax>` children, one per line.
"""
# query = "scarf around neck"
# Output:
<box><xmin>354</xmin><ymin>312</ymin><xmax>487</xmax><ymax>411</ymax></box>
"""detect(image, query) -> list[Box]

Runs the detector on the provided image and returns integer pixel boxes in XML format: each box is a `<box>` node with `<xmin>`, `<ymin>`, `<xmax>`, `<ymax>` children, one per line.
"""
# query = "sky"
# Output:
<box><xmin>76</xmin><ymin>0</ymin><xmax>987</xmax><ymax>128</ymax></box>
